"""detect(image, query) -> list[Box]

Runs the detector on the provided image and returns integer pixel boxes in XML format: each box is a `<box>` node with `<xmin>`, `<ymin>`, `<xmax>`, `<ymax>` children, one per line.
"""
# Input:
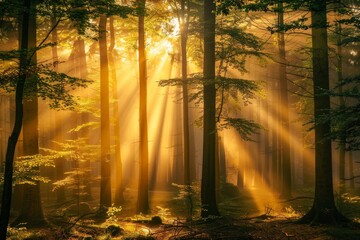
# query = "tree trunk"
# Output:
<box><xmin>99</xmin><ymin>14</ymin><xmax>112</xmax><ymax>209</ymax></box>
<box><xmin>298</xmin><ymin>1</ymin><xmax>347</xmax><ymax>224</ymax></box>
<box><xmin>77</xmin><ymin>37</ymin><xmax>92</xmax><ymax>200</ymax></box>
<box><xmin>51</xmin><ymin>15</ymin><xmax>66</xmax><ymax>203</ymax></box>
<box><xmin>201</xmin><ymin>0</ymin><xmax>220</xmax><ymax>217</ymax></box>
<box><xmin>181</xmin><ymin>0</ymin><xmax>191</xmax><ymax>187</ymax></box>
<box><xmin>348</xmin><ymin>151</ymin><xmax>354</xmax><ymax>188</ymax></box>
<box><xmin>0</xmin><ymin>0</ymin><xmax>31</xmax><ymax>237</ymax></box>
<box><xmin>271</xmin><ymin>63</ymin><xmax>280</xmax><ymax>191</ymax></box>
<box><xmin>336</xmin><ymin>20</ymin><xmax>346</xmax><ymax>193</ymax></box>
<box><xmin>137</xmin><ymin>0</ymin><xmax>149</xmax><ymax>214</ymax></box>
<box><xmin>278</xmin><ymin>2</ymin><xmax>291</xmax><ymax>199</ymax></box>
<box><xmin>13</xmin><ymin>0</ymin><xmax>46</xmax><ymax>227</ymax></box>
<box><xmin>109</xmin><ymin>16</ymin><xmax>124</xmax><ymax>205</ymax></box>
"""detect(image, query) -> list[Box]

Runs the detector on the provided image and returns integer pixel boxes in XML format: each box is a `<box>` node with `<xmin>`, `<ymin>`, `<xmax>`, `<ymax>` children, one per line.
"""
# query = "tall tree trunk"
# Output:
<box><xmin>13</xmin><ymin>0</ymin><xmax>46</xmax><ymax>227</ymax></box>
<box><xmin>271</xmin><ymin>63</ymin><xmax>280</xmax><ymax>191</ymax></box>
<box><xmin>299</xmin><ymin>1</ymin><xmax>347</xmax><ymax>224</ymax></box>
<box><xmin>51</xmin><ymin>15</ymin><xmax>66</xmax><ymax>203</ymax></box>
<box><xmin>278</xmin><ymin>2</ymin><xmax>291</xmax><ymax>199</ymax></box>
<box><xmin>0</xmin><ymin>0</ymin><xmax>31</xmax><ymax>237</ymax></box>
<box><xmin>99</xmin><ymin>14</ymin><xmax>112</xmax><ymax>209</ymax></box>
<box><xmin>201</xmin><ymin>0</ymin><xmax>220</xmax><ymax>217</ymax></box>
<box><xmin>181</xmin><ymin>0</ymin><xmax>191</xmax><ymax>187</ymax></box>
<box><xmin>348</xmin><ymin>151</ymin><xmax>354</xmax><ymax>188</ymax></box>
<box><xmin>77</xmin><ymin>37</ymin><xmax>92</xmax><ymax>200</ymax></box>
<box><xmin>336</xmin><ymin>19</ymin><xmax>346</xmax><ymax>193</ymax></box>
<box><xmin>137</xmin><ymin>0</ymin><xmax>149</xmax><ymax>214</ymax></box>
<box><xmin>263</xmin><ymin>91</ymin><xmax>271</xmax><ymax>185</ymax></box>
<box><xmin>109</xmin><ymin>16</ymin><xmax>124</xmax><ymax>205</ymax></box>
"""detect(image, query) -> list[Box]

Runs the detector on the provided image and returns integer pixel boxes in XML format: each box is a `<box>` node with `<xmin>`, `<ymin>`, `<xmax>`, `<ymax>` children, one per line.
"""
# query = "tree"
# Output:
<box><xmin>12</xmin><ymin>0</ymin><xmax>47</xmax><ymax>225</ymax></box>
<box><xmin>51</xmin><ymin>14</ymin><xmax>66</xmax><ymax>203</ymax></box>
<box><xmin>298</xmin><ymin>0</ymin><xmax>348</xmax><ymax>224</ymax></box>
<box><xmin>0</xmin><ymin>0</ymin><xmax>32</xmax><ymax>237</ymax></box>
<box><xmin>137</xmin><ymin>0</ymin><xmax>149</xmax><ymax>214</ymax></box>
<box><xmin>277</xmin><ymin>2</ymin><xmax>291</xmax><ymax>199</ymax></box>
<box><xmin>181</xmin><ymin>0</ymin><xmax>191</xmax><ymax>187</ymax></box>
<box><xmin>109</xmin><ymin>16</ymin><xmax>125</xmax><ymax>205</ymax></box>
<box><xmin>99</xmin><ymin>14</ymin><xmax>112</xmax><ymax>209</ymax></box>
<box><xmin>201</xmin><ymin>0</ymin><xmax>220</xmax><ymax>218</ymax></box>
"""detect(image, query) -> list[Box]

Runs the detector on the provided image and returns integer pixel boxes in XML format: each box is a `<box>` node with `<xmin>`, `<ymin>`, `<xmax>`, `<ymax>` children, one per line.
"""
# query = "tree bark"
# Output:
<box><xmin>0</xmin><ymin>0</ymin><xmax>30</xmax><ymax>237</ymax></box>
<box><xmin>201</xmin><ymin>0</ymin><xmax>220</xmax><ymax>217</ymax></box>
<box><xmin>51</xmin><ymin>15</ymin><xmax>66</xmax><ymax>203</ymax></box>
<box><xmin>109</xmin><ymin>16</ymin><xmax>125</xmax><ymax>205</ymax></box>
<box><xmin>298</xmin><ymin>1</ymin><xmax>348</xmax><ymax>224</ymax></box>
<box><xmin>13</xmin><ymin>0</ymin><xmax>46</xmax><ymax>227</ymax></box>
<box><xmin>348</xmin><ymin>151</ymin><xmax>354</xmax><ymax>188</ymax></box>
<box><xmin>278</xmin><ymin>2</ymin><xmax>291</xmax><ymax>199</ymax></box>
<box><xmin>99</xmin><ymin>14</ymin><xmax>112</xmax><ymax>209</ymax></box>
<box><xmin>137</xmin><ymin>0</ymin><xmax>149</xmax><ymax>214</ymax></box>
<box><xmin>181</xmin><ymin>0</ymin><xmax>191</xmax><ymax>187</ymax></box>
<box><xmin>335</xmin><ymin>18</ymin><xmax>346</xmax><ymax>193</ymax></box>
<box><xmin>271</xmin><ymin>63</ymin><xmax>280</xmax><ymax>191</ymax></box>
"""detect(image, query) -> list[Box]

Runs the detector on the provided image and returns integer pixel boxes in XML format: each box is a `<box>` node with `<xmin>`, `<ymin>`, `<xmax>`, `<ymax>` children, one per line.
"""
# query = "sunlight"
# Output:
<box><xmin>223</xmin><ymin>129</ymin><xmax>282</xmax><ymax>215</ymax></box>
<box><xmin>148</xmin><ymin>38</ymin><xmax>175</xmax><ymax>56</ymax></box>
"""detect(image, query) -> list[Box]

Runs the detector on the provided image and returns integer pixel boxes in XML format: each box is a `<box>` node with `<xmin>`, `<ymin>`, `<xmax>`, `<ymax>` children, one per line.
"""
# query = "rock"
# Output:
<box><xmin>150</xmin><ymin>216</ymin><xmax>162</xmax><ymax>225</ymax></box>
<box><xmin>106</xmin><ymin>224</ymin><xmax>124</xmax><ymax>237</ymax></box>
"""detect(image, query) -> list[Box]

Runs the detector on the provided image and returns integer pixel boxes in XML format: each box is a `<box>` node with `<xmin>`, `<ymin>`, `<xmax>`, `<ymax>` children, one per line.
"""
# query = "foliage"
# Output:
<box><xmin>105</xmin><ymin>204</ymin><xmax>122</xmax><ymax>224</ymax></box>
<box><xmin>0</xmin><ymin>62</ymin><xmax>92</xmax><ymax>109</ymax></box>
<box><xmin>328</xmin><ymin>78</ymin><xmax>360</xmax><ymax>150</ymax></box>
<box><xmin>171</xmin><ymin>183</ymin><xmax>201</xmax><ymax>219</ymax></box>
<box><xmin>0</xmin><ymin>154</ymin><xmax>55</xmax><ymax>186</ymax></box>
<box><xmin>160</xmin><ymin>74</ymin><xmax>261</xmax><ymax>137</ymax></box>
<box><xmin>41</xmin><ymin>138</ymin><xmax>100</xmax><ymax>195</ymax></box>
<box><xmin>40</xmin><ymin>0</ymin><xmax>136</xmax><ymax>36</ymax></box>
<box><xmin>220</xmin><ymin>118</ymin><xmax>261</xmax><ymax>141</ymax></box>
<box><xmin>6</xmin><ymin>227</ymin><xmax>48</xmax><ymax>240</ymax></box>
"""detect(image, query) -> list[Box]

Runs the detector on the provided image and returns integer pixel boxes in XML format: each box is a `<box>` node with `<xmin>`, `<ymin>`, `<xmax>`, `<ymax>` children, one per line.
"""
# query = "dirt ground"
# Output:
<box><xmin>149</xmin><ymin>217</ymin><xmax>360</xmax><ymax>240</ymax></box>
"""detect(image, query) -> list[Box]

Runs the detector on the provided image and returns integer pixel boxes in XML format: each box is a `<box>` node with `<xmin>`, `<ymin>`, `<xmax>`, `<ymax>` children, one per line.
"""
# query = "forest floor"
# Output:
<box><xmin>6</xmin><ymin>186</ymin><xmax>360</xmax><ymax>239</ymax></box>
<box><xmin>7</xmin><ymin>215</ymin><xmax>360</xmax><ymax>240</ymax></box>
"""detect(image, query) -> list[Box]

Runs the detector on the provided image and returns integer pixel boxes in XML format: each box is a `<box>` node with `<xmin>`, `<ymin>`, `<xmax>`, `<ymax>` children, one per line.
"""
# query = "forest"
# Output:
<box><xmin>0</xmin><ymin>0</ymin><xmax>360</xmax><ymax>239</ymax></box>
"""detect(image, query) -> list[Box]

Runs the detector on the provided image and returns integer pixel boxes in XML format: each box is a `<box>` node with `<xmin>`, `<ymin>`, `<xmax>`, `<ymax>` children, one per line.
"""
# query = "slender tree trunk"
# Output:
<box><xmin>99</xmin><ymin>14</ymin><xmax>112</xmax><ymax>209</ymax></box>
<box><xmin>173</xmin><ymin>88</ymin><xmax>184</xmax><ymax>185</ymax></box>
<box><xmin>109</xmin><ymin>16</ymin><xmax>124</xmax><ymax>205</ymax></box>
<box><xmin>264</xmin><ymin>91</ymin><xmax>271</xmax><ymax>185</ymax></box>
<box><xmin>201</xmin><ymin>0</ymin><xmax>220</xmax><ymax>217</ymax></box>
<box><xmin>77</xmin><ymin>37</ymin><xmax>92</xmax><ymax>200</ymax></box>
<box><xmin>181</xmin><ymin>0</ymin><xmax>191</xmax><ymax>187</ymax></box>
<box><xmin>271</xmin><ymin>63</ymin><xmax>280</xmax><ymax>191</ymax></box>
<box><xmin>336</xmin><ymin>21</ymin><xmax>346</xmax><ymax>193</ymax></box>
<box><xmin>137</xmin><ymin>0</ymin><xmax>149</xmax><ymax>214</ymax></box>
<box><xmin>51</xmin><ymin>15</ymin><xmax>66</xmax><ymax>203</ymax></box>
<box><xmin>348</xmin><ymin>151</ymin><xmax>354</xmax><ymax>188</ymax></box>
<box><xmin>0</xmin><ymin>0</ymin><xmax>30</xmax><ymax>237</ymax></box>
<box><xmin>13</xmin><ymin>0</ymin><xmax>46</xmax><ymax>227</ymax></box>
<box><xmin>299</xmin><ymin>1</ymin><xmax>347</xmax><ymax>224</ymax></box>
<box><xmin>278</xmin><ymin>2</ymin><xmax>291</xmax><ymax>199</ymax></box>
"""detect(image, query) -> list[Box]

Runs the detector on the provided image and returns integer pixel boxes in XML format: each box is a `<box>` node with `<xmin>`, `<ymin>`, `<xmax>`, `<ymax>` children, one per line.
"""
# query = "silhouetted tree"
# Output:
<box><xmin>201</xmin><ymin>0</ymin><xmax>220</xmax><ymax>217</ymax></box>
<box><xmin>0</xmin><ymin>0</ymin><xmax>32</xmax><ymax>237</ymax></box>
<box><xmin>137</xmin><ymin>0</ymin><xmax>149</xmax><ymax>214</ymax></box>
<box><xmin>99</xmin><ymin>14</ymin><xmax>112</xmax><ymax>209</ymax></box>
<box><xmin>298</xmin><ymin>0</ymin><xmax>348</xmax><ymax>224</ymax></box>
